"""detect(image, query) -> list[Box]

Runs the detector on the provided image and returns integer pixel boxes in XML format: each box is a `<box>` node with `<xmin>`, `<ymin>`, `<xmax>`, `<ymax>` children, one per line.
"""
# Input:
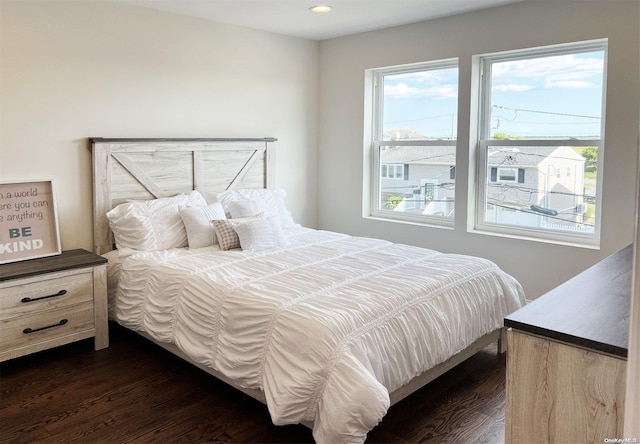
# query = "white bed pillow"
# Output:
<box><xmin>179</xmin><ymin>202</ymin><xmax>226</xmax><ymax>249</ymax></box>
<box><xmin>228</xmin><ymin>215</ymin><xmax>289</xmax><ymax>252</ymax></box>
<box><xmin>106</xmin><ymin>190</ymin><xmax>207</xmax><ymax>251</ymax></box>
<box><xmin>213</xmin><ymin>213</ymin><xmax>265</xmax><ymax>251</ymax></box>
<box><xmin>228</xmin><ymin>199</ymin><xmax>263</xmax><ymax>219</ymax></box>
<box><xmin>214</xmin><ymin>188</ymin><xmax>298</xmax><ymax>230</ymax></box>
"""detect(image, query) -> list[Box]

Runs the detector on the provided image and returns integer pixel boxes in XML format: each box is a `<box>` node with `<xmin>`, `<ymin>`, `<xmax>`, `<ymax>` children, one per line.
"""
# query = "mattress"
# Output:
<box><xmin>105</xmin><ymin>227</ymin><xmax>525</xmax><ymax>443</ymax></box>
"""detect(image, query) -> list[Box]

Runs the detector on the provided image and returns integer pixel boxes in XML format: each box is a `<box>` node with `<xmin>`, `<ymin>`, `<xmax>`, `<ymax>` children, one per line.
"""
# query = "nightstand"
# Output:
<box><xmin>0</xmin><ymin>249</ymin><xmax>108</xmax><ymax>362</ymax></box>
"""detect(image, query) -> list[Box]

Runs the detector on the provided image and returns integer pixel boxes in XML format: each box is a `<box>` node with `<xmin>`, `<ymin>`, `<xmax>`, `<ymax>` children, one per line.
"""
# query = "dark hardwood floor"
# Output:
<box><xmin>1</xmin><ymin>323</ymin><xmax>507</xmax><ymax>443</ymax></box>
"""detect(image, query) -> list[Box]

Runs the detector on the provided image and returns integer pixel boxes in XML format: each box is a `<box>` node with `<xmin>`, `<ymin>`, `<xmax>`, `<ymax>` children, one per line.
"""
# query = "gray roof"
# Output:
<box><xmin>381</xmin><ymin>145</ymin><xmax>585</xmax><ymax>167</ymax></box>
<box><xmin>381</xmin><ymin>146</ymin><xmax>455</xmax><ymax>165</ymax></box>
<box><xmin>488</xmin><ymin>146</ymin><xmax>584</xmax><ymax>167</ymax></box>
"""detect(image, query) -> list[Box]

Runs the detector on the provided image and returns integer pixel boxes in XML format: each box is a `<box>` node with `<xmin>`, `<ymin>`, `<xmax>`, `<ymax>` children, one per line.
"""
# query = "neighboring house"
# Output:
<box><xmin>485</xmin><ymin>146</ymin><xmax>588</xmax><ymax>232</ymax></box>
<box><xmin>380</xmin><ymin>136</ymin><xmax>588</xmax><ymax>230</ymax></box>
<box><xmin>380</xmin><ymin>144</ymin><xmax>456</xmax><ymax>218</ymax></box>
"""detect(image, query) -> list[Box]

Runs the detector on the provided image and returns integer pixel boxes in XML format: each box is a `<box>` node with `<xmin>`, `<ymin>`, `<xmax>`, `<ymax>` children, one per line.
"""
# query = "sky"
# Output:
<box><xmin>382</xmin><ymin>50</ymin><xmax>605</xmax><ymax>140</ymax></box>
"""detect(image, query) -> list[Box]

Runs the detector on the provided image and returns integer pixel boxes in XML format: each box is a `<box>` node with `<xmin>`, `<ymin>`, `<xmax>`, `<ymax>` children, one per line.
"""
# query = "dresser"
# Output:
<box><xmin>0</xmin><ymin>249</ymin><xmax>108</xmax><ymax>361</ymax></box>
<box><xmin>504</xmin><ymin>245</ymin><xmax>631</xmax><ymax>443</ymax></box>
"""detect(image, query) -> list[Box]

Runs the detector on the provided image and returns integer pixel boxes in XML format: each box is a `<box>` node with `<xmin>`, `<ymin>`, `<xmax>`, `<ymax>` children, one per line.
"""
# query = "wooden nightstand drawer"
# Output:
<box><xmin>0</xmin><ymin>249</ymin><xmax>108</xmax><ymax>362</ymax></box>
<box><xmin>0</xmin><ymin>268</ymin><xmax>94</xmax><ymax>319</ymax></box>
<box><xmin>0</xmin><ymin>302</ymin><xmax>95</xmax><ymax>355</ymax></box>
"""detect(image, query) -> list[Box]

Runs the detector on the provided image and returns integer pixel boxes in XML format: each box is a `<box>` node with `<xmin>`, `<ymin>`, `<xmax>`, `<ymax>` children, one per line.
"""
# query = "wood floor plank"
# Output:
<box><xmin>0</xmin><ymin>323</ymin><xmax>507</xmax><ymax>443</ymax></box>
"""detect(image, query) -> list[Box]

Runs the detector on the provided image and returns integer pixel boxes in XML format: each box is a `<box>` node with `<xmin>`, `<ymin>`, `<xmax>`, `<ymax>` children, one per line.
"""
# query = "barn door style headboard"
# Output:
<box><xmin>91</xmin><ymin>137</ymin><xmax>276</xmax><ymax>255</ymax></box>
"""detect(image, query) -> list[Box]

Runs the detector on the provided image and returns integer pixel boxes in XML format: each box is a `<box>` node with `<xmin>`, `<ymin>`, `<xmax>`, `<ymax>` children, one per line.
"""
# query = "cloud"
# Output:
<box><xmin>384</xmin><ymin>83</ymin><xmax>457</xmax><ymax>99</ymax></box>
<box><xmin>390</xmin><ymin>68</ymin><xmax>457</xmax><ymax>84</ymax></box>
<box><xmin>492</xmin><ymin>53</ymin><xmax>604</xmax><ymax>90</ymax></box>
<box><xmin>493</xmin><ymin>84</ymin><xmax>535</xmax><ymax>92</ymax></box>
<box><xmin>545</xmin><ymin>80</ymin><xmax>597</xmax><ymax>89</ymax></box>
<box><xmin>384</xmin><ymin>66</ymin><xmax>458</xmax><ymax>99</ymax></box>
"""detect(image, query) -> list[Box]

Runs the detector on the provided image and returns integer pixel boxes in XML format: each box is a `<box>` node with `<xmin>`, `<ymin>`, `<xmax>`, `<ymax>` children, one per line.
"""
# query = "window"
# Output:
<box><xmin>474</xmin><ymin>40</ymin><xmax>607</xmax><ymax>246</ymax></box>
<box><xmin>498</xmin><ymin>168</ymin><xmax>517</xmax><ymax>182</ymax></box>
<box><xmin>381</xmin><ymin>164</ymin><xmax>406</xmax><ymax>180</ymax></box>
<box><xmin>367</xmin><ymin>59</ymin><xmax>458</xmax><ymax>224</ymax></box>
<box><xmin>491</xmin><ymin>167</ymin><xmax>525</xmax><ymax>183</ymax></box>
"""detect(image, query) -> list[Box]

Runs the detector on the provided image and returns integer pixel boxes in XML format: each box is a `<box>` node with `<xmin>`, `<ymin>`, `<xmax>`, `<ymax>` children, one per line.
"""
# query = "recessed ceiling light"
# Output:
<box><xmin>309</xmin><ymin>5</ymin><xmax>332</xmax><ymax>13</ymax></box>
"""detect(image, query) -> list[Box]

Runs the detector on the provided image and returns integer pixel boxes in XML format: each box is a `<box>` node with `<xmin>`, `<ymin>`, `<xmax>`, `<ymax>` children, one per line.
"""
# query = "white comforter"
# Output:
<box><xmin>107</xmin><ymin>228</ymin><xmax>525</xmax><ymax>443</ymax></box>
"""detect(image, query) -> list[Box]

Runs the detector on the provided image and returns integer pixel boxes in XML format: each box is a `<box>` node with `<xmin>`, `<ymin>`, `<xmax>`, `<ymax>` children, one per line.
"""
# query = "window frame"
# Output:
<box><xmin>368</xmin><ymin>58</ymin><xmax>459</xmax><ymax>227</ymax></box>
<box><xmin>473</xmin><ymin>40</ymin><xmax>607</xmax><ymax>248</ymax></box>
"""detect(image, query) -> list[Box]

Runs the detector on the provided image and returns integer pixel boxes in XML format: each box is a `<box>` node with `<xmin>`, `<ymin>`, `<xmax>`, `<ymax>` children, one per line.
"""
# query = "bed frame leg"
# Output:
<box><xmin>497</xmin><ymin>327</ymin><xmax>508</xmax><ymax>354</ymax></box>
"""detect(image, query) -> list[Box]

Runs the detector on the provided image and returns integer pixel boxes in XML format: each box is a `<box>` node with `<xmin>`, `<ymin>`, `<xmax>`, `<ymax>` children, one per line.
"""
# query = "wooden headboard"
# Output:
<box><xmin>91</xmin><ymin>138</ymin><xmax>276</xmax><ymax>255</ymax></box>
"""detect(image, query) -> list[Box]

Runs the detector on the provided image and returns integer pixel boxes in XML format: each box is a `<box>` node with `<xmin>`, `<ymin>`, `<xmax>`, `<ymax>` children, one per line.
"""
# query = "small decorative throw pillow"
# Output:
<box><xmin>213</xmin><ymin>213</ymin><xmax>265</xmax><ymax>251</ymax></box>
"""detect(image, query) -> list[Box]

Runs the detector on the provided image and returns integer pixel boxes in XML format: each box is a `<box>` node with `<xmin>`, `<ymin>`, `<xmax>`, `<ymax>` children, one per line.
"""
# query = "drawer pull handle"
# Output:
<box><xmin>21</xmin><ymin>289</ymin><xmax>67</xmax><ymax>303</ymax></box>
<box><xmin>23</xmin><ymin>319</ymin><xmax>68</xmax><ymax>334</ymax></box>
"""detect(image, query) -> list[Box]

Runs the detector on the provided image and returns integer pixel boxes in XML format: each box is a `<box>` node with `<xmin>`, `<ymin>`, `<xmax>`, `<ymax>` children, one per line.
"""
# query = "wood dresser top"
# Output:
<box><xmin>505</xmin><ymin>244</ymin><xmax>632</xmax><ymax>358</ymax></box>
<box><xmin>0</xmin><ymin>249</ymin><xmax>107</xmax><ymax>282</ymax></box>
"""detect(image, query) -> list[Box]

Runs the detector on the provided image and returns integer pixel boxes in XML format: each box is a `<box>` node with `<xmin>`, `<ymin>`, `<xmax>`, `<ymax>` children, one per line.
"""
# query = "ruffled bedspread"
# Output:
<box><xmin>108</xmin><ymin>228</ymin><xmax>525</xmax><ymax>443</ymax></box>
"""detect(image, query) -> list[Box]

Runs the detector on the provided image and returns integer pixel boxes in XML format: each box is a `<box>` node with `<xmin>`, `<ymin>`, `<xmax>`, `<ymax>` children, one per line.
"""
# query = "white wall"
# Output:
<box><xmin>0</xmin><ymin>1</ymin><xmax>319</xmax><ymax>251</ymax></box>
<box><xmin>318</xmin><ymin>0</ymin><xmax>640</xmax><ymax>299</ymax></box>
<box><xmin>626</xmin><ymin>138</ymin><xmax>640</xmax><ymax>441</ymax></box>
<box><xmin>624</xmin><ymin>2</ymin><xmax>640</xmax><ymax>431</ymax></box>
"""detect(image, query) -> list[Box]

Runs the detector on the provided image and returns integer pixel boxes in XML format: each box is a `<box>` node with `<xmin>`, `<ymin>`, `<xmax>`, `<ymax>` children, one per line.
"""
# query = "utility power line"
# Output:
<box><xmin>492</xmin><ymin>104</ymin><xmax>600</xmax><ymax>120</ymax></box>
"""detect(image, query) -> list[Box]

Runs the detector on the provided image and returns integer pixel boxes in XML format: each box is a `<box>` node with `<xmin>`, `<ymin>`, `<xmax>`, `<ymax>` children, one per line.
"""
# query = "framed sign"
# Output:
<box><xmin>0</xmin><ymin>180</ymin><xmax>61</xmax><ymax>264</ymax></box>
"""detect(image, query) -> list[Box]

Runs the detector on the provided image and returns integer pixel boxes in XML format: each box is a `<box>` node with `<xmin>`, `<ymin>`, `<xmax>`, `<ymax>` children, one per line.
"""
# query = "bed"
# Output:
<box><xmin>91</xmin><ymin>137</ymin><xmax>525</xmax><ymax>444</ymax></box>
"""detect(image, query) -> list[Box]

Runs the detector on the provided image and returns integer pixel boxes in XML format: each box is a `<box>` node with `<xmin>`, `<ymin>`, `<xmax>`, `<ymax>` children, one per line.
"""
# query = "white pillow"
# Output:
<box><xmin>179</xmin><ymin>202</ymin><xmax>226</xmax><ymax>249</ymax></box>
<box><xmin>106</xmin><ymin>190</ymin><xmax>207</xmax><ymax>251</ymax></box>
<box><xmin>228</xmin><ymin>199</ymin><xmax>264</xmax><ymax>219</ymax></box>
<box><xmin>228</xmin><ymin>216</ymin><xmax>289</xmax><ymax>252</ymax></box>
<box><xmin>215</xmin><ymin>188</ymin><xmax>297</xmax><ymax>229</ymax></box>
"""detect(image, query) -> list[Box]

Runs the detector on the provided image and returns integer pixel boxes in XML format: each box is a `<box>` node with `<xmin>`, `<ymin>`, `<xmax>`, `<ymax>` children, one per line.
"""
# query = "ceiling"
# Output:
<box><xmin>116</xmin><ymin>0</ymin><xmax>526</xmax><ymax>41</ymax></box>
